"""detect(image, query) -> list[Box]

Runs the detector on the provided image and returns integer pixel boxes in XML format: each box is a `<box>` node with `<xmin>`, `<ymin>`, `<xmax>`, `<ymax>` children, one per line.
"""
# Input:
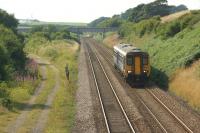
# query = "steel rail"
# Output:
<box><xmin>86</xmin><ymin>45</ymin><xmax>111</xmax><ymax>133</ymax></box>
<box><xmin>92</xmin><ymin>43</ymin><xmax>168</xmax><ymax>133</ymax></box>
<box><xmin>147</xmin><ymin>89</ymin><xmax>193</xmax><ymax>133</ymax></box>
<box><xmin>92</xmin><ymin>40</ymin><xmax>193</xmax><ymax>133</ymax></box>
<box><xmin>87</xmin><ymin>43</ymin><xmax>136</xmax><ymax>133</ymax></box>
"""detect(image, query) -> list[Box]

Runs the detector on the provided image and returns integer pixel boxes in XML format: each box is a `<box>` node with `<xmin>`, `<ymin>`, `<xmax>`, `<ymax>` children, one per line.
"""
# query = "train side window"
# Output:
<box><xmin>127</xmin><ymin>55</ymin><xmax>133</xmax><ymax>65</ymax></box>
<box><xmin>143</xmin><ymin>57</ymin><xmax>148</xmax><ymax>65</ymax></box>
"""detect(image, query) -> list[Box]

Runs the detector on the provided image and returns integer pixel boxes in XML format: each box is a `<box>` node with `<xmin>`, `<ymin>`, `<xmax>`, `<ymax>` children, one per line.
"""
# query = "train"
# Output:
<box><xmin>113</xmin><ymin>43</ymin><xmax>150</xmax><ymax>83</ymax></box>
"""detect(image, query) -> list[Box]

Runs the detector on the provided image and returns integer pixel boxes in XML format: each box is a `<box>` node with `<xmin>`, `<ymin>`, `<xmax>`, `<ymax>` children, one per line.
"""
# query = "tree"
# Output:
<box><xmin>0</xmin><ymin>25</ymin><xmax>26</xmax><ymax>80</ymax></box>
<box><xmin>0</xmin><ymin>44</ymin><xmax>8</xmax><ymax>80</ymax></box>
<box><xmin>153</xmin><ymin>0</ymin><xmax>168</xmax><ymax>5</ymax></box>
<box><xmin>0</xmin><ymin>9</ymin><xmax>18</xmax><ymax>31</ymax></box>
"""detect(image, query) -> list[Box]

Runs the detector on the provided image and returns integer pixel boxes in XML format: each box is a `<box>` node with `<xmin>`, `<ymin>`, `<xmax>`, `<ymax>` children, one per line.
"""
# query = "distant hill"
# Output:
<box><xmin>89</xmin><ymin>0</ymin><xmax>188</xmax><ymax>27</ymax></box>
<box><xmin>19</xmin><ymin>19</ymin><xmax>40</xmax><ymax>24</ymax></box>
<box><xmin>18</xmin><ymin>19</ymin><xmax>87</xmax><ymax>27</ymax></box>
<box><xmin>121</xmin><ymin>2</ymin><xmax>188</xmax><ymax>22</ymax></box>
<box><xmin>88</xmin><ymin>17</ymin><xmax>109</xmax><ymax>27</ymax></box>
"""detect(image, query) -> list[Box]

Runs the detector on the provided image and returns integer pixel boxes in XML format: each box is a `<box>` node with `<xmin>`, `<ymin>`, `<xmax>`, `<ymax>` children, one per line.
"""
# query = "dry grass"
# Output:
<box><xmin>103</xmin><ymin>32</ymin><xmax>154</xmax><ymax>49</ymax></box>
<box><xmin>161</xmin><ymin>10</ymin><xmax>190</xmax><ymax>23</ymax></box>
<box><xmin>170</xmin><ymin>60</ymin><xmax>200</xmax><ymax>111</ymax></box>
<box><xmin>103</xmin><ymin>33</ymin><xmax>122</xmax><ymax>48</ymax></box>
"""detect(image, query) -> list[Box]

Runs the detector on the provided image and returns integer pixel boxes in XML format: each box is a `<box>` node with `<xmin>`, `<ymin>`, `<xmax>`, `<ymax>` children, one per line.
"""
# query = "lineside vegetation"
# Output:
<box><xmin>25</xmin><ymin>30</ymin><xmax>79</xmax><ymax>132</ymax></box>
<box><xmin>102</xmin><ymin>10</ymin><xmax>200</xmax><ymax>111</ymax></box>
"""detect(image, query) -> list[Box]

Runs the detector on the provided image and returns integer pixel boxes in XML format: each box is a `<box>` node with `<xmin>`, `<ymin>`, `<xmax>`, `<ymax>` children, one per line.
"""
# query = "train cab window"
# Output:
<box><xmin>143</xmin><ymin>57</ymin><xmax>148</xmax><ymax>65</ymax></box>
<box><xmin>127</xmin><ymin>55</ymin><xmax>133</xmax><ymax>65</ymax></box>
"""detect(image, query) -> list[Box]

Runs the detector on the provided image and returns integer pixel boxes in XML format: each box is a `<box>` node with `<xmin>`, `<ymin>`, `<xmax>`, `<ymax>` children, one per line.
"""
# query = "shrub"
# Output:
<box><xmin>0</xmin><ymin>9</ymin><xmax>18</xmax><ymax>31</ymax></box>
<box><xmin>0</xmin><ymin>82</ymin><xmax>12</xmax><ymax>109</ymax></box>
<box><xmin>0</xmin><ymin>25</ymin><xmax>26</xmax><ymax>80</ymax></box>
<box><xmin>97</xmin><ymin>18</ymin><xmax>124</xmax><ymax>28</ymax></box>
<box><xmin>44</xmin><ymin>47</ymin><xmax>59</xmax><ymax>60</ymax></box>
<box><xmin>165</xmin><ymin>21</ymin><xmax>181</xmax><ymax>37</ymax></box>
<box><xmin>135</xmin><ymin>16</ymin><xmax>161</xmax><ymax>37</ymax></box>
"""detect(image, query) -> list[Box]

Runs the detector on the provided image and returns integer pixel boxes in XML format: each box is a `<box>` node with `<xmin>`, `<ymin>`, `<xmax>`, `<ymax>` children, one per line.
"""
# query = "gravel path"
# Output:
<box><xmin>6</xmin><ymin>65</ymin><xmax>47</xmax><ymax>133</ymax></box>
<box><xmin>72</xmin><ymin>42</ymin><xmax>97</xmax><ymax>133</ymax></box>
<box><xmin>32</xmin><ymin>65</ymin><xmax>60</xmax><ymax>133</ymax></box>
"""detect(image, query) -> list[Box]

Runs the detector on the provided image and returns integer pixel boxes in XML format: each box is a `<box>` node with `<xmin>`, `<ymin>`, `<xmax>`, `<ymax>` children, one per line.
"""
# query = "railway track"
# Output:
<box><xmin>87</xmin><ymin>38</ymin><xmax>194</xmax><ymax>133</ymax></box>
<box><xmin>85</xmin><ymin>41</ymin><xmax>136</xmax><ymax>133</ymax></box>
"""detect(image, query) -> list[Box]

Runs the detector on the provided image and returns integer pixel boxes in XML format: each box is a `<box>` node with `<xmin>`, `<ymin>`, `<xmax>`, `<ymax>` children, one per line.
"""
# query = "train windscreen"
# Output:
<box><xmin>127</xmin><ymin>55</ymin><xmax>133</xmax><ymax>65</ymax></box>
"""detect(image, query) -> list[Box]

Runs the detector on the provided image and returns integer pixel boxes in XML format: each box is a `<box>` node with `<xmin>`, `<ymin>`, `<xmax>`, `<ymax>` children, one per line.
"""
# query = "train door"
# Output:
<box><xmin>134</xmin><ymin>56</ymin><xmax>141</xmax><ymax>75</ymax></box>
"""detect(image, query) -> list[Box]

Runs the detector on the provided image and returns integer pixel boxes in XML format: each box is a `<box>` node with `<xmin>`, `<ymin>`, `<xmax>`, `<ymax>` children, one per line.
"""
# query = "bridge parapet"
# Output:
<box><xmin>68</xmin><ymin>27</ymin><xmax>118</xmax><ymax>33</ymax></box>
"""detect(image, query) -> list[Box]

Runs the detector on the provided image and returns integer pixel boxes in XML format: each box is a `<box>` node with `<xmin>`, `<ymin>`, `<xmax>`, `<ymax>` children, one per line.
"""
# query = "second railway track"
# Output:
<box><xmin>87</xmin><ymin>38</ymin><xmax>194</xmax><ymax>133</ymax></box>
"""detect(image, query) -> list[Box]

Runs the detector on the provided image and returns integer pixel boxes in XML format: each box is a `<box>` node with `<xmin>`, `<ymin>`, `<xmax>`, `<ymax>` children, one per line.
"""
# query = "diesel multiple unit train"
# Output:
<box><xmin>113</xmin><ymin>43</ymin><xmax>150</xmax><ymax>82</ymax></box>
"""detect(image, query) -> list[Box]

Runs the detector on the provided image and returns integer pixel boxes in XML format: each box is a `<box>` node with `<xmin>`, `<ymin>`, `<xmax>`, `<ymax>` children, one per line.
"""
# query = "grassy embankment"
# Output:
<box><xmin>102</xmin><ymin>11</ymin><xmax>200</xmax><ymax>111</ymax></box>
<box><xmin>24</xmin><ymin>33</ymin><xmax>79</xmax><ymax>132</ymax></box>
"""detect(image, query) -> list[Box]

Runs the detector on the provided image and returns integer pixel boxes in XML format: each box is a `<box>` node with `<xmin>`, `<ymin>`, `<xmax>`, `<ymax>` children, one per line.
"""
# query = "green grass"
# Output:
<box><xmin>44</xmin><ymin>41</ymin><xmax>78</xmax><ymax>133</ymax></box>
<box><xmin>101</xmin><ymin>10</ymin><xmax>200</xmax><ymax>111</ymax></box>
<box><xmin>17</xmin><ymin>66</ymin><xmax>55</xmax><ymax>133</ymax></box>
<box><xmin>141</xmin><ymin>25</ymin><xmax>200</xmax><ymax>87</ymax></box>
<box><xmin>25</xmin><ymin>36</ymin><xmax>79</xmax><ymax>132</ymax></box>
<box><xmin>0</xmin><ymin>78</ymin><xmax>40</xmax><ymax>132</ymax></box>
<box><xmin>110</xmin><ymin>11</ymin><xmax>200</xmax><ymax>88</ymax></box>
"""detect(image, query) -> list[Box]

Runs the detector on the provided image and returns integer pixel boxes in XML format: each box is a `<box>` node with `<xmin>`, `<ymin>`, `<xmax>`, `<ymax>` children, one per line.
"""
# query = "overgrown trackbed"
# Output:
<box><xmin>6</xmin><ymin>57</ymin><xmax>60</xmax><ymax>133</ymax></box>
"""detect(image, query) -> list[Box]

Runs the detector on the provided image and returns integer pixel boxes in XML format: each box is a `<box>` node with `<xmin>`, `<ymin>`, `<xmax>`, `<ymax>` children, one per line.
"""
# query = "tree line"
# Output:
<box><xmin>0</xmin><ymin>9</ymin><xmax>26</xmax><ymax>81</ymax></box>
<box><xmin>88</xmin><ymin>0</ymin><xmax>187</xmax><ymax>28</ymax></box>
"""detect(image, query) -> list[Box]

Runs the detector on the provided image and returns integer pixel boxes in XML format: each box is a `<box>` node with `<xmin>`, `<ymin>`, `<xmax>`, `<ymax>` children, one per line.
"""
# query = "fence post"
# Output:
<box><xmin>65</xmin><ymin>64</ymin><xmax>69</xmax><ymax>80</ymax></box>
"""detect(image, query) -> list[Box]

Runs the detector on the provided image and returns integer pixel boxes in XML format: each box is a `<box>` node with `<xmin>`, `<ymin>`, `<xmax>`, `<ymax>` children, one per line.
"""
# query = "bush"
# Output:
<box><xmin>44</xmin><ymin>47</ymin><xmax>59</xmax><ymax>60</ymax></box>
<box><xmin>9</xmin><ymin>87</ymin><xmax>30</xmax><ymax>102</ymax></box>
<box><xmin>135</xmin><ymin>16</ymin><xmax>161</xmax><ymax>37</ymax></box>
<box><xmin>142</xmin><ymin>23</ymin><xmax>200</xmax><ymax>88</ymax></box>
<box><xmin>97</xmin><ymin>18</ymin><xmax>124</xmax><ymax>28</ymax></box>
<box><xmin>0</xmin><ymin>25</ymin><xmax>26</xmax><ymax>80</ymax></box>
<box><xmin>118</xmin><ymin>22</ymin><xmax>135</xmax><ymax>37</ymax></box>
<box><xmin>165</xmin><ymin>21</ymin><xmax>181</xmax><ymax>37</ymax></box>
<box><xmin>0</xmin><ymin>9</ymin><xmax>18</xmax><ymax>31</ymax></box>
<box><xmin>158</xmin><ymin>10</ymin><xmax>200</xmax><ymax>39</ymax></box>
<box><xmin>0</xmin><ymin>83</ymin><xmax>12</xmax><ymax>109</ymax></box>
<box><xmin>118</xmin><ymin>17</ymin><xmax>160</xmax><ymax>38</ymax></box>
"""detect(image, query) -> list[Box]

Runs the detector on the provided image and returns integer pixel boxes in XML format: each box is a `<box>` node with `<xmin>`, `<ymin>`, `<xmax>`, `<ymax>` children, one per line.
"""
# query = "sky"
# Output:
<box><xmin>0</xmin><ymin>0</ymin><xmax>200</xmax><ymax>23</ymax></box>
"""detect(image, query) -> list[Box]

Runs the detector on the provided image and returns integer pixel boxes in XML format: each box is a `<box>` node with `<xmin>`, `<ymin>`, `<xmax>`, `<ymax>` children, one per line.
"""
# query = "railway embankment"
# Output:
<box><xmin>87</xmin><ymin>37</ymin><xmax>200</xmax><ymax>132</ymax></box>
<box><xmin>100</xmin><ymin>10</ymin><xmax>200</xmax><ymax>112</ymax></box>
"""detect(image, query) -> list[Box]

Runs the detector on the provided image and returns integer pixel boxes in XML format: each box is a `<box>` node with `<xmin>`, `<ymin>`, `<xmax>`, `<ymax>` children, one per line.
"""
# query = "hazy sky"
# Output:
<box><xmin>0</xmin><ymin>0</ymin><xmax>199</xmax><ymax>23</ymax></box>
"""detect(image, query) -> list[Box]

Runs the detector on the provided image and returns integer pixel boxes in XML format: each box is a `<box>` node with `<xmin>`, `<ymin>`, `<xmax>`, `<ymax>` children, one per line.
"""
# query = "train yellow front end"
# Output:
<box><xmin>113</xmin><ymin>43</ymin><xmax>150</xmax><ymax>83</ymax></box>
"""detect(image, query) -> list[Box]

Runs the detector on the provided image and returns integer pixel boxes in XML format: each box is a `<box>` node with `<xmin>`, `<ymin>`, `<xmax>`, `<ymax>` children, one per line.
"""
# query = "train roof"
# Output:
<box><xmin>113</xmin><ymin>43</ymin><xmax>142</xmax><ymax>56</ymax></box>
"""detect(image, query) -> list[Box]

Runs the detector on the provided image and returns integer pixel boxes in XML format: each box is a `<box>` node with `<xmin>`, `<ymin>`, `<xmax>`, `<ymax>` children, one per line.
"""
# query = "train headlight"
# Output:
<box><xmin>143</xmin><ymin>70</ymin><xmax>147</xmax><ymax>73</ymax></box>
<box><xmin>128</xmin><ymin>71</ymin><xmax>132</xmax><ymax>74</ymax></box>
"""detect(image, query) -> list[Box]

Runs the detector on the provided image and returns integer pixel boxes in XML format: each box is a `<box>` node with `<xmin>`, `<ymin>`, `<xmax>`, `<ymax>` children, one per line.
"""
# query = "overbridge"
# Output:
<box><xmin>17</xmin><ymin>26</ymin><xmax>118</xmax><ymax>34</ymax></box>
<box><xmin>68</xmin><ymin>27</ymin><xmax>118</xmax><ymax>34</ymax></box>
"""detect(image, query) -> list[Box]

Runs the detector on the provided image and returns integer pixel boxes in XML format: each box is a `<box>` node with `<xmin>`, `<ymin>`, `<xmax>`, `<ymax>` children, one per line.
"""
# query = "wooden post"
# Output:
<box><xmin>65</xmin><ymin>64</ymin><xmax>69</xmax><ymax>80</ymax></box>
